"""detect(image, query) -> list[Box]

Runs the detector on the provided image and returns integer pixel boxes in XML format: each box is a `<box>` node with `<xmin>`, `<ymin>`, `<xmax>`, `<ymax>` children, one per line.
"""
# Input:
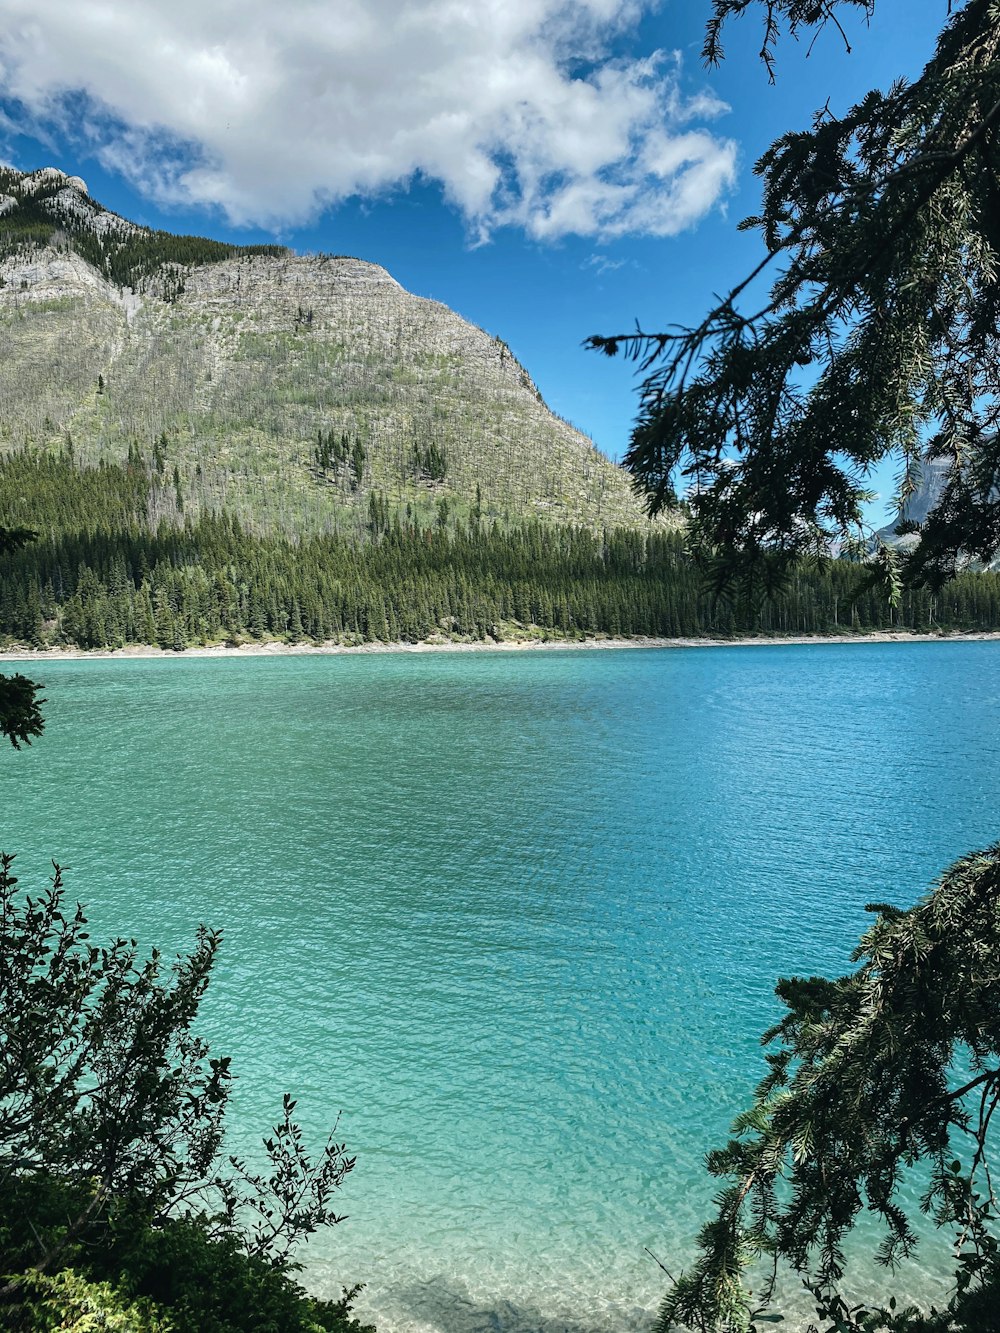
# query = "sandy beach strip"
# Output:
<box><xmin>0</xmin><ymin>630</ymin><xmax>998</xmax><ymax>662</ymax></box>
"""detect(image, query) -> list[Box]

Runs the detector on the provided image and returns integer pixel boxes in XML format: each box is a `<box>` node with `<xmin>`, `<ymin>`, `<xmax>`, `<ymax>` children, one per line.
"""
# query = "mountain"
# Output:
<box><xmin>877</xmin><ymin>457</ymin><xmax>951</xmax><ymax>545</ymax></box>
<box><xmin>0</xmin><ymin>166</ymin><xmax>649</xmax><ymax>537</ymax></box>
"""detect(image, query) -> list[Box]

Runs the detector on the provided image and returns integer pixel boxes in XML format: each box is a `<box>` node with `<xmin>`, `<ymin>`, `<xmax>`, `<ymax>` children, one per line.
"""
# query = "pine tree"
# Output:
<box><xmin>589</xmin><ymin>0</ymin><xmax>1000</xmax><ymax>600</ymax></box>
<box><xmin>587</xmin><ymin>4</ymin><xmax>1000</xmax><ymax>1329</ymax></box>
<box><xmin>0</xmin><ymin>526</ymin><xmax>43</xmax><ymax>747</ymax></box>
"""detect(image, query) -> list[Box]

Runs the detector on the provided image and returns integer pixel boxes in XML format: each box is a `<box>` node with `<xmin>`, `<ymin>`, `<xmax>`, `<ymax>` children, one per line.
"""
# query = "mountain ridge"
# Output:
<box><xmin>0</xmin><ymin>165</ymin><xmax>650</xmax><ymax>538</ymax></box>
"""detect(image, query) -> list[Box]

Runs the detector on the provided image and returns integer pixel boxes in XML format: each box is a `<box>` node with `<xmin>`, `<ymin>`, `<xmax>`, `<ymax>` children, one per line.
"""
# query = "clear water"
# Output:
<box><xmin>2</xmin><ymin>642</ymin><xmax>999</xmax><ymax>1332</ymax></box>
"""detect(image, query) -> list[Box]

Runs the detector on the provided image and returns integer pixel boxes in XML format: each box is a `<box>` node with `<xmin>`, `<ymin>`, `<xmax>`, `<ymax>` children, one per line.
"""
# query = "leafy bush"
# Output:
<box><xmin>0</xmin><ymin>854</ymin><xmax>371</xmax><ymax>1331</ymax></box>
<box><xmin>0</xmin><ymin>1185</ymin><xmax>373</xmax><ymax>1331</ymax></box>
<box><xmin>9</xmin><ymin>1266</ymin><xmax>174</xmax><ymax>1332</ymax></box>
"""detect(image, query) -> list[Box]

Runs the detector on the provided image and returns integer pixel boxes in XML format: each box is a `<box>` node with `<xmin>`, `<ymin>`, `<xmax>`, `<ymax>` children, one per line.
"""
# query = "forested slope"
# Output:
<box><xmin>2</xmin><ymin>452</ymin><xmax>998</xmax><ymax>650</ymax></box>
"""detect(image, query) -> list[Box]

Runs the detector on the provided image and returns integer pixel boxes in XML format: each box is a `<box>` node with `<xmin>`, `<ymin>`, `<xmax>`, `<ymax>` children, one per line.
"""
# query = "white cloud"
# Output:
<box><xmin>0</xmin><ymin>0</ymin><xmax>737</xmax><ymax>240</ymax></box>
<box><xmin>582</xmin><ymin>253</ymin><xmax>630</xmax><ymax>277</ymax></box>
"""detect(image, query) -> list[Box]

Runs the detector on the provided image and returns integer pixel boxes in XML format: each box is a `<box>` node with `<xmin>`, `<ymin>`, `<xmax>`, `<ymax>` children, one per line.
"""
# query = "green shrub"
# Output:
<box><xmin>0</xmin><ymin>1186</ymin><xmax>374</xmax><ymax>1333</ymax></box>
<box><xmin>0</xmin><ymin>858</ymin><xmax>371</xmax><ymax>1331</ymax></box>
<box><xmin>5</xmin><ymin>1267</ymin><xmax>173</xmax><ymax>1333</ymax></box>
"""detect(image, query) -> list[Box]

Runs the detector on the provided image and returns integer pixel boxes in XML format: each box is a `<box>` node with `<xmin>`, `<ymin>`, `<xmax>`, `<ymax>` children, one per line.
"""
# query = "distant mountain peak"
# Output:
<box><xmin>0</xmin><ymin>162</ymin><xmax>146</xmax><ymax>246</ymax></box>
<box><xmin>21</xmin><ymin>165</ymin><xmax>89</xmax><ymax>195</ymax></box>
<box><xmin>877</xmin><ymin>457</ymin><xmax>950</xmax><ymax>545</ymax></box>
<box><xmin>0</xmin><ymin>163</ymin><xmax>288</xmax><ymax>293</ymax></box>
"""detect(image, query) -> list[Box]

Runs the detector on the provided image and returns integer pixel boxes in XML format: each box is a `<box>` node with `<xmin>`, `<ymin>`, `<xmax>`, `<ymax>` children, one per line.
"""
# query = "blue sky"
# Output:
<box><xmin>0</xmin><ymin>0</ymin><xmax>950</xmax><ymax>511</ymax></box>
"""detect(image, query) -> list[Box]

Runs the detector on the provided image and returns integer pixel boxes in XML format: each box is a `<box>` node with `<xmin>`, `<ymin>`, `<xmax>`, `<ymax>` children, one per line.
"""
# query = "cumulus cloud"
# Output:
<box><xmin>0</xmin><ymin>0</ymin><xmax>737</xmax><ymax>239</ymax></box>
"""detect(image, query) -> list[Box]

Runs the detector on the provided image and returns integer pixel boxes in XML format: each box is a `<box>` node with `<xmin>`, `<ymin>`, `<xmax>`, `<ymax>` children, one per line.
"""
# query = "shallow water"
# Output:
<box><xmin>2</xmin><ymin>641</ymin><xmax>999</xmax><ymax>1331</ymax></box>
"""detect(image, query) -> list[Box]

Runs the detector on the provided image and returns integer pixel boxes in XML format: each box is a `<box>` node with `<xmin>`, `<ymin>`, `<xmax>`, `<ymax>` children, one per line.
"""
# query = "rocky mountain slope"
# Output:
<box><xmin>875</xmin><ymin>458</ymin><xmax>951</xmax><ymax>565</ymax></box>
<box><xmin>0</xmin><ymin>166</ymin><xmax>648</xmax><ymax>536</ymax></box>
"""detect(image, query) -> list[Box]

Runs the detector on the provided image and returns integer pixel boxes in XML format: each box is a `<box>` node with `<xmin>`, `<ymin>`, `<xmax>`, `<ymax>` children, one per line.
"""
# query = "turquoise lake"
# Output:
<box><xmin>2</xmin><ymin>642</ymin><xmax>999</xmax><ymax>1332</ymax></box>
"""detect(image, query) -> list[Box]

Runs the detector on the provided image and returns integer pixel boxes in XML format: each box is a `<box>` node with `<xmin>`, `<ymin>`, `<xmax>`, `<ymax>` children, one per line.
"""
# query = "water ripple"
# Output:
<box><xmin>2</xmin><ymin>642</ymin><xmax>999</xmax><ymax>1330</ymax></box>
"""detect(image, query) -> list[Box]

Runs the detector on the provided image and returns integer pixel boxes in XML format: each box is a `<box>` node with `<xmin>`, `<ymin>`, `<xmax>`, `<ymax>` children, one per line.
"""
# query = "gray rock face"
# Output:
<box><xmin>2</xmin><ymin>165</ymin><xmax>138</xmax><ymax>236</ymax></box>
<box><xmin>0</xmin><ymin>168</ymin><xmax>648</xmax><ymax>535</ymax></box>
<box><xmin>877</xmin><ymin>458</ymin><xmax>950</xmax><ymax>542</ymax></box>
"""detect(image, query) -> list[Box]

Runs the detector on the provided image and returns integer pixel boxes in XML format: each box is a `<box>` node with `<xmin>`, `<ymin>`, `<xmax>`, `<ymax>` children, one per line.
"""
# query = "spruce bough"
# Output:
<box><xmin>662</xmin><ymin>846</ymin><xmax>1000</xmax><ymax>1332</ymax></box>
<box><xmin>0</xmin><ymin>524</ymin><xmax>43</xmax><ymax>746</ymax></box>
<box><xmin>589</xmin><ymin>0</ymin><xmax>1000</xmax><ymax>601</ymax></box>
<box><xmin>589</xmin><ymin>2</ymin><xmax>1000</xmax><ymax>1327</ymax></box>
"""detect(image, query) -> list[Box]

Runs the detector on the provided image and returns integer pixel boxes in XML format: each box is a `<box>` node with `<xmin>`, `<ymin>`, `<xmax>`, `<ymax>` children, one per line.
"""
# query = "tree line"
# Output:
<box><xmin>2</xmin><ymin>452</ymin><xmax>1000</xmax><ymax>652</ymax></box>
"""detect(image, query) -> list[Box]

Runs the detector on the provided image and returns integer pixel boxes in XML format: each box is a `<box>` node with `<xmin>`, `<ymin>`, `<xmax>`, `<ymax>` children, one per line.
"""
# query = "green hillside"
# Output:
<box><xmin>0</xmin><ymin>167</ymin><xmax>651</xmax><ymax>539</ymax></box>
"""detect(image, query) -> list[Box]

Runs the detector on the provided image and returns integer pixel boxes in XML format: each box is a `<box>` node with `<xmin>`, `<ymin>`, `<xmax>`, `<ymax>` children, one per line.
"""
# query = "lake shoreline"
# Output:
<box><xmin>1</xmin><ymin>629</ymin><xmax>999</xmax><ymax>662</ymax></box>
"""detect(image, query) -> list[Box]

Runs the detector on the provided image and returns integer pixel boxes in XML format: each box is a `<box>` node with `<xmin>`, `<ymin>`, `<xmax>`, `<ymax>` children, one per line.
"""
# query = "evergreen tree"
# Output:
<box><xmin>589</xmin><ymin>0</ymin><xmax>1000</xmax><ymax>600</ymax></box>
<box><xmin>588</xmin><ymin>3</ymin><xmax>1000</xmax><ymax>1329</ymax></box>
<box><xmin>350</xmin><ymin>439</ymin><xmax>366</xmax><ymax>488</ymax></box>
<box><xmin>0</xmin><ymin>525</ymin><xmax>43</xmax><ymax>747</ymax></box>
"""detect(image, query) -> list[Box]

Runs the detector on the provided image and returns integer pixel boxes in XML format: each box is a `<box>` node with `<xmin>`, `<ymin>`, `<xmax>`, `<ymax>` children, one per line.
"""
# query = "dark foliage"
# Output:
<box><xmin>2</xmin><ymin>1182</ymin><xmax>374</xmax><ymax>1332</ymax></box>
<box><xmin>0</xmin><ymin>522</ymin><xmax>43</xmax><ymax>747</ymax></box>
<box><xmin>0</xmin><ymin>855</ymin><xmax>368</xmax><ymax>1331</ymax></box>
<box><xmin>0</xmin><ymin>673</ymin><xmax>44</xmax><ymax>748</ymax></box>
<box><xmin>588</xmin><ymin>0</ymin><xmax>1000</xmax><ymax>599</ymax></box>
<box><xmin>662</xmin><ymin>845</ymin><xmax>1000</xmax><ymax>1333</ymax></box>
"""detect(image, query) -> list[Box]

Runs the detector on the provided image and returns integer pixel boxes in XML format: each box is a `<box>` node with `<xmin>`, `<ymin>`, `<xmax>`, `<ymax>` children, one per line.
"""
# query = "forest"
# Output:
<box><xmin>2</xmin><ymin>450</ymin><xmax>1000</xmax><ymax>652</ymax></box>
